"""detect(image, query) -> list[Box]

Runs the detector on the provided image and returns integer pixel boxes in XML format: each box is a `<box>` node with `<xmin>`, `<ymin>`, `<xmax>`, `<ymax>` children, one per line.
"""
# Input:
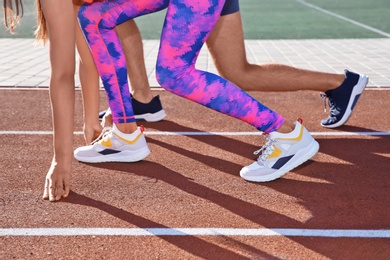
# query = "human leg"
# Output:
<box><xmin>115</xmin><ymin>21</ymin><xmax>152</xmax><ymax>103</ymax></box>
<box><xmin>74</xmin><ymin>11</ymin><xmax>165</xmax><ymax>144</ymax></box>
<box><xmin>78</xmin><ymin>0</ymin><xmax>167</xmax><ymax>124</ymax></box>
<box><xmin>75</xmin><ymin>2</ymin><xmax>166</xmax><ymax>138</ymax></box>
<box><xmin>114</xmin><ymin>20</ymin><xmax>166</xmax><ymax>122</ymax></box>
<box><xmin>74</xmin><ymin>0</ymin><xmax>168</xmax><ymax>163</ymax></box>
<box><xmin>207</xmin><ymin>10</ymin><xmax>368</xmax><ymax>127</ymax></box>
<box><xmin>207</xmin><ymin>11</ymin><xmax>345</xmax><ymax>92</ymax></box>
<box><xmin>156</xmin><ymin>0</ymin><xmax>318</xmax><ymax>181</ymax></box>
<box><xmin>40</xmin><ymin>0</ymin><xmax>75</xmax><ymax>201</ymax></box>
<box><xmin>156</xmin><ymin>0</ymin><xmax>284</xmax><ymax>133</ymax></box>
<box><xmin>74</xmin><ymin>4</ymin><xmax>102</xmax><ymax>144</ymax></box>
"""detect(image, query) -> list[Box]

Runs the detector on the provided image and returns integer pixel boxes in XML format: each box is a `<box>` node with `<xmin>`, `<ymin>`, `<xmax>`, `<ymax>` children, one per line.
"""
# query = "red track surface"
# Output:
<box><xmin>1</xmin><ymin>88</ymin><xmax>389</xmax><ymax>259</ymax></box>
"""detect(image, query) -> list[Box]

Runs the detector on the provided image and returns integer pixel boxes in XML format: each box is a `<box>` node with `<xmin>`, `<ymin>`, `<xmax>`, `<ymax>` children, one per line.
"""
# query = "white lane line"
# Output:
<box><xmin>1</xmin><ymin>228</ymin><xmax>389</xmax><ymax>238</ymax></box>
<box><xmin>295</xmin><ymin>0</ymin><xmax>390</xmax><ymax>38</ymax></box>
<box><xmin>0</xmin><ymin>131</ymin><xmax>389</xmax><ymax>136</ymax></box>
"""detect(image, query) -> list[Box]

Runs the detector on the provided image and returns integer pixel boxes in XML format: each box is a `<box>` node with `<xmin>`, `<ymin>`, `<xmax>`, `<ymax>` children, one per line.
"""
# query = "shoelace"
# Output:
<box><xmin>253</xmin><ymin>136</ymin><xmax>277</xmax><ymax>165</ymax></box>
<box><xmin>320</xmin><ymin>92</ymin><xmax>336</xmax><ymax>113</ymax></box>
<box><xmin>91</xmin><ymin>126</ymin><xmax>113</xmax><ymax>145</ymax></box>
<box><xmin>320</xmin><ymin>93</ymin><xmax>338</xmax><ymax>115</ymax></box>
<box><xmin>320</xmin><ymin>93</ymin><xmax>328</xmax><ymax>112</ymax></box>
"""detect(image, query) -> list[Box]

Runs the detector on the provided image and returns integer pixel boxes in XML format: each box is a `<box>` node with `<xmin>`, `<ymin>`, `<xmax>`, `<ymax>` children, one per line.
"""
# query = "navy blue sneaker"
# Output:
<box><xmin>320</xmin><ymin>70</ymin><xmax>368</xmax><ymax>128</ymax></box>
<box><xmin>99</xmin><ymin>95</ymin><xmax>166</xmax><ymax>122</ymax></box>
<box><xmin>132</xmin><ymin>95</ymin><xmax>166</xmax><ymax>122</ymax></box>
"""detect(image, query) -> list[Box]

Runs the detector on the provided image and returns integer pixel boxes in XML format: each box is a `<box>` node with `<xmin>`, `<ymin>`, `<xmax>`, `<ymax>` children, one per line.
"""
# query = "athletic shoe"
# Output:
<box><xmin>240</xmin><ymin>120</ymin><xmax>319</xmax><ymax>182</ymax></box>
<box><xmin>98</xmin><ymin>95</ymin><xmax>166</xmax><ymax>122</ymax></box>
<box><xmin>320</xmin><ymin>70</ymin><xmax>368</xmax><ymax>128</ymax></box>
<box><xmin>74</xmin><ymin>126</ymin><xmax>150</xmax><ymax>163</ymax></box>
<box><xmin>98</xmin><ymin>110</ymin><xmax>108</xmax><ymax>120</ymax></box>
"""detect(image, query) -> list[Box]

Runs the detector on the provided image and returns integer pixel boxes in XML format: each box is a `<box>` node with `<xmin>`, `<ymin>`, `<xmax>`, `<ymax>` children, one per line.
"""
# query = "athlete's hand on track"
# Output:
<box><xmin>43</xmin><ymin>158</ymin><xmax>71</xmax><ymax>202</ymax></box>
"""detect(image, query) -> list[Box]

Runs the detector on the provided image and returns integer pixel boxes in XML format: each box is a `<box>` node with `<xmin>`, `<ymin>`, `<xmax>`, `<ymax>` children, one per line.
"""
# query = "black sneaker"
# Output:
<box><xmin>99</xmin><ymin>95</ymin><xmax>166</xmax><ymax>122</ymax></box>
<box><xmin>320</xmin><ymin>70</ymin><xmax>368</xmax><ymax>128</ymax></box>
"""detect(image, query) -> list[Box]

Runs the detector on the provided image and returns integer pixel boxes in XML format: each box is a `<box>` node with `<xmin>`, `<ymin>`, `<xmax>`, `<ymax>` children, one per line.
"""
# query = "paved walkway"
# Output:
<box><xmin>0</xmin><ymin>38</ymin><xmax>389</xmax><ymax>88</ymax></box>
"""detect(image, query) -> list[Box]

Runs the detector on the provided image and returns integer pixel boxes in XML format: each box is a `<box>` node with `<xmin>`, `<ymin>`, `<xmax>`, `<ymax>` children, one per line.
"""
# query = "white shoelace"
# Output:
<box><xmin>91</xmin><ymin>126</ymin><xmax>113</xmax><ymax>145</ymax></box>
<box><xmin>320</xmin><ymin>92</ymin><xmax>329</xmax><ymax>112</ymax></box>
<box><xmin>253</xmin><ymin>136</ymin><xmax>277</xmax><ymax>165</ymax></box>
<box><xmin>320</xmin><ymin>92</ymin><xmax>339</xmax><ymax>116</ymax></box>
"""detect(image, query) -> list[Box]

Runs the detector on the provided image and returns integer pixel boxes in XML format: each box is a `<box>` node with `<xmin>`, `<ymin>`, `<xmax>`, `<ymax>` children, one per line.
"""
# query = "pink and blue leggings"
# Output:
<box><xmin>78</xmin><ymin>0</ymin><xmax>284</xmax><ymax>133</ymax></box>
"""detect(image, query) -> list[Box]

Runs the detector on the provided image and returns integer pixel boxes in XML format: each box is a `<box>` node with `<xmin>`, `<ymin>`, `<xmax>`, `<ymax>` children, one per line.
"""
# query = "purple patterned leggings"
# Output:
<box><xmin>78</xmin><ymin>0</ymin><xmax>284</xmax><ymax>133</ymax></box>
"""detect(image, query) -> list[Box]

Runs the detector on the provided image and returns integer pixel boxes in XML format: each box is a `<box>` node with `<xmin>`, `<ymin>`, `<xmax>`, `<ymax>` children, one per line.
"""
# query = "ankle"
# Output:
<box><xmin>131</xmin><ymin>89</ymin><xmax>153</xmax><ymax>103</ymax></box>
<box><xmin>275</xmin><ymin>120</ymin><xmax>295</xmax><ymax>134</ymax></box>
<box><xmin>114</xmin><ymin>123</ymin><xmax>138</xmax><ymax>134</ymax></box>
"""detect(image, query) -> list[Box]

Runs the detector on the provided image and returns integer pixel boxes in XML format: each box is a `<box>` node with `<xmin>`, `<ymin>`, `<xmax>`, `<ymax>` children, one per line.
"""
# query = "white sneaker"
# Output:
<box><xmin>74</xmin><ymin>126</ymin><xmax>150</xmax><ymax>163</ymax></box>
<box><xmin>240</xmin><ymin>120</ymin><xmax>319</xmax><ymax>182</ymax></box>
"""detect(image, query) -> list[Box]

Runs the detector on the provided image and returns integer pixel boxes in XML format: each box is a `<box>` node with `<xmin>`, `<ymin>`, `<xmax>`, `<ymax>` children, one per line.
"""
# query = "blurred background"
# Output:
<box><xmin>1</xmin><ymin>0</ymin><xmax>389</xmax><ymax>40</ymax></box>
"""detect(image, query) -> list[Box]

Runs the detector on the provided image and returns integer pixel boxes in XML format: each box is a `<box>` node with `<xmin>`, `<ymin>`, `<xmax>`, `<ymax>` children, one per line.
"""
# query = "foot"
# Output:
<box><xmin>240</xmin><ymin>120</ymin><xmax>319</xmax><ymax>182</ymax></box>
<box><xmin>321</xmin><ymin>70</ymin><xmax>369</xmax><ymax>128</ymax></box>
<box><xmin>98</xmin><ymin>95</ymin><xmax>166</xmax><ymax>122</ymax></box>
<box><xmin>74</xmin><ymin>125</ymin><xmax>150</xmax><ymax>163</ymax></box>
<box><xmin>132</xmin><ymin>95</ymin><xmax>167</xmax><ymax>122</ymax></box>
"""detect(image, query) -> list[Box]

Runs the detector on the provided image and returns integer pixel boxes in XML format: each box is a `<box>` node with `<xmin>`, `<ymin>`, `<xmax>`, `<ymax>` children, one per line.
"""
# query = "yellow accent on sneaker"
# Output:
<box><xmin>101</xmin><ymin>137</ymin><xmax>112</xmax><ymax>147</ymax></box>
<box><xmin>113</xmin><ymin>131</ymin><xmax>143</xmax><ymax>145</ymax></box>
<box><xmin>267</xmin><ymin>145</ymin><xmax>282</xmax><ymax>159</ymax></box>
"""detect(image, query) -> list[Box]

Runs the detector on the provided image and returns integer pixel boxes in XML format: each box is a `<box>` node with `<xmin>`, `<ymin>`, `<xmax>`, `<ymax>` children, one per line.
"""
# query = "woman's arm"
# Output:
<box><xmin>40</xmin><ymin>0</ymin><xmax>76</xmax><ymax>201</ymax></box>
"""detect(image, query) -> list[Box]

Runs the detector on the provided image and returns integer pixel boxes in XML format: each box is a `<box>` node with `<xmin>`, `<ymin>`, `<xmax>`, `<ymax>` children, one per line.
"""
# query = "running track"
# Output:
<box><xmin>0</xmin><ymin>88</ymin><xmax>389</xmax><ymax>259</ymax></box>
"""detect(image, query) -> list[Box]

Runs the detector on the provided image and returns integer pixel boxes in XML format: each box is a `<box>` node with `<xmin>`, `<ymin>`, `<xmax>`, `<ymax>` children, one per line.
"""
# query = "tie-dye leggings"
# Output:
<box><xmin>78</xmin><ymin>0</ymin><xmax>285</xmax><ymax>133</ymax></box>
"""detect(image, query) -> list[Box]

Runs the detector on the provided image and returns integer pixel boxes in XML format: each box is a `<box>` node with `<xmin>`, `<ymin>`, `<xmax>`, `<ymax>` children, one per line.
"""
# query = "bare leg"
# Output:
<box><xmin>206</xmin><ymin>12</ymin><xmax>345</xmax><ymax>92</ymax></box>
<box><xmin>74</xmin><ymin>5</ymin><xmax>101</xmax><ymax>144</ymax></box>
<box><xmin>41</xmin><ymin>0</ymin><xmax>74</xmax><ymax>201</ymax></box>
<box><xmin>116</xmin><ymin>21</ymin><xmax>153</xmax><ymax>103</ymax></box>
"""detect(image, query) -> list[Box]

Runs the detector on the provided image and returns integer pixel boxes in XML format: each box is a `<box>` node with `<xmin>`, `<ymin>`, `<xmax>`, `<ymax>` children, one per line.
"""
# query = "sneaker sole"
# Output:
<box><xmin>321</xmin><ymin>74</ymin><xmax>369</xmax><ymax>128</ymax></box>
<box><xmin>74</xmin><ymin>146</ymin><xmax>151</xmax><ymax>163</ymax></box>
<box><xmin>240</xmin><ymin>139</ymin><xmax>319</xmax><ymax>182</ymax></box>
<box><xmin>134</xmin><ymin>109</ymin><xmax>167</xmax><ymax>122</ymax></box>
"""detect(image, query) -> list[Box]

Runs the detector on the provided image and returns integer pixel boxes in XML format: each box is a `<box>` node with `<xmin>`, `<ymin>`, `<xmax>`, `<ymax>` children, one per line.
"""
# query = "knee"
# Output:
<box><xmin>217</xmin><ymin>68</ymin><xmax>244</xmax><ymax>87</ymax></box>
<box><xmin>216</xmin><ymin>60</ymin><xmax>250</xmax><ymax>85</ymax></box>
<box><xmin>51</xmin><ymin>66</ymin><xmax>75</xmax><ymax>83</ymax></box>
<box><xmin>78</xmin><ymin>4</ymin><xmax>102</xmax><ymax>30</ymax></box>
<box><xmin>219</xmin><ymin>62</ymin><xmax>257</xmax><ymax>88</ymax></box>
<box><xmin>156</xmin><ymin>64</ymin><xmax>184</xmax><ymax>92</ymax></box>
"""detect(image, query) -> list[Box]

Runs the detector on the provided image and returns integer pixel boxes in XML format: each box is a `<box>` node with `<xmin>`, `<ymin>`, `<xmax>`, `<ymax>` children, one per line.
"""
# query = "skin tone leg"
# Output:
<box><xmin>41</xmin><ymin>0</ymin><xmax>74</xmax><ymax>201</ymax></box>
<box><xmin>116</xmin><ymin>21</ymin><xmax>154</xmax><ymax>104</ymax></box>
<box><xmin>206</xmin><ymin>12</ymin><xmax>345</xmax><ymax>92</ymax></box>
<box><xmin>74</xmin><ymin>5</ymin><xmax>102</xmax><ymax>143</ymax></box>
